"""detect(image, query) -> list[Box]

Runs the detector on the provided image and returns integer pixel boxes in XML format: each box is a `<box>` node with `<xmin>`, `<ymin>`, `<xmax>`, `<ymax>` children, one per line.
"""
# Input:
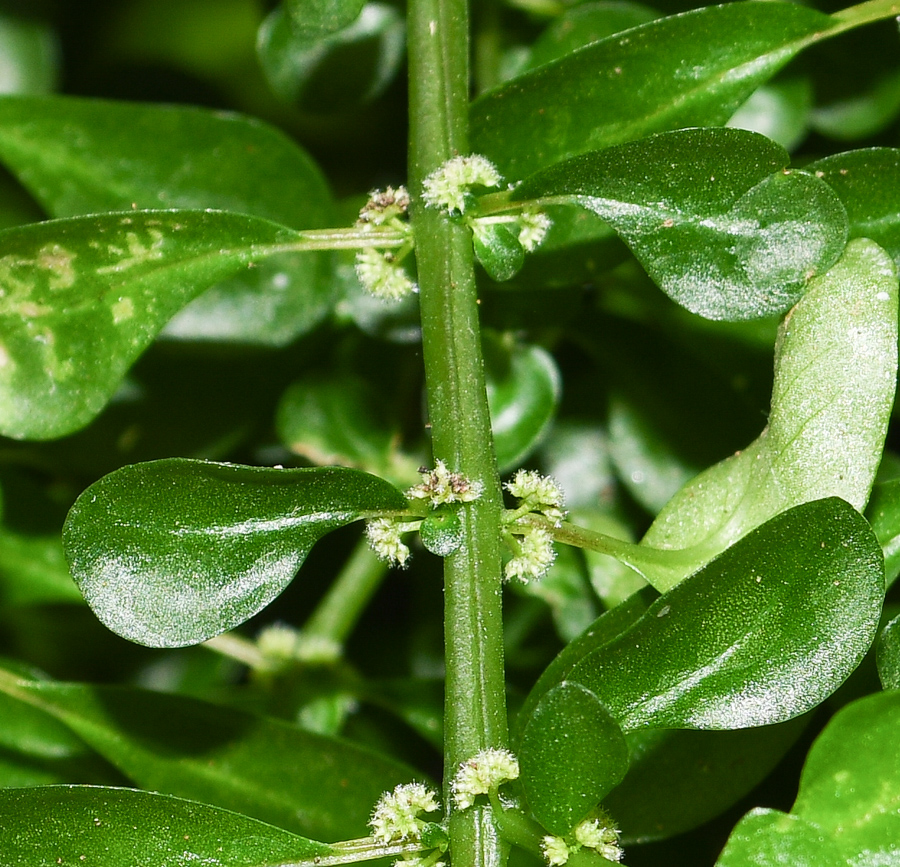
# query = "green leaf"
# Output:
<box><xmin>559</xmin><ymin>498</ymin><xmax>884</xmax><ymax>730</ymax></box>
<box><xmin>284</xmin><ymin>0</ymin><xmax>367</xmax><ymax>41</ymax></box>
<box><xmin>0</xmin><ymin>210</ymin><xmax>305</xmax><ymax>440</ymax></box>
<box><xmin>792</xmin><ymin>691</ymin><xmax>900</xmax><ymax>864</ymax></box>
<box><xmin>0</xmin><ymin>13</ymin><xmax>58</xmax><ymax>95</ymax></box>
<box><xmin>471</xmin><ymin>2</ymin><xmax>832</xmax><ymax>178</ymax></box>
<box><xmin>519</xmin><ymin>682</ymin><xmax>628</xmax><ymax>836</ymax></box>
<box><xmin>876</xmin><ymin>613</ymin><xmax>900</xmax><ymax>689</ymax></box>
<box><xmin>809</xmin><ymin>148</ymin><xmax>900</xmax><ymax>267</ymax></box>
<box><xmin>258</xmin><ymin>4</ymin><xmax>406</xmax><ymax>112</ymax></box>
<box><xmin>0</xmin><ymin>529</ymin><xmax>83</xmax><ymax>606</ymax></box>
<box><xmin>522</xmin><ymin>2</ymin><xmax>659</xmax><ymax>74</ymax></box>
<box><xmin>727</xmin><ymin>74</ymin><xmax>812</xmax><ymax>152</ymax></box>
<box><xmin>867</xmin><ymin>478</ymin><xmax>900</xmax><ymax>588</ymax></box>
<box><xmin>716</xmin><ymin>808</ymin><xmax>847</xmax><ymax>867</ymax></box>
<box><xmin>642</xmin><ymin>238</ymin><xmax>898</xmax><ymax>589</ymax></box>
<box><xmin>607</xmin><ymin>719</ymin><xmax>809</xmax><ymax>844</ymax></box>
<box><xmin>514</xmin><ymin>128</ymin><xmax>848</xmax><ymax>321</ymax></box>
<box><xmin>473</xmin><ymin>221</ymin><xmax>525</xmax><ymax>282</ymax></box>
<box><xmin>485</xmin><ymin>334</ymin><xmax>560</xmax><ymax>472</ymax></box>
<box><xmin>0</xmin><ymin>786</ymin><xmax>332</xmax><ymax>867</ymax></box>
<box><xmin>420</xmin><ymin>509</ymin><xmax>464</xmax><ymax>557</ymax></box>
<box><xmin>0</xmin><ymin>672</ymin><xmax>420</xmax><ymax>841</ymax></box>
<box><xmin>0</xmin><ymin>95</ymin><xmax>336</xmax><ymax>344</ymax></box>
<box><xmin>62</xmin><ymin>459</ymin><xmax>407</xmax><ymax>647</ymax></box>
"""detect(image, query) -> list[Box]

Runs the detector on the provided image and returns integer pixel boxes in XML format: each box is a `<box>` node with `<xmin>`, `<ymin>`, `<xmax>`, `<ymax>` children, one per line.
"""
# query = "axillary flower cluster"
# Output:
<box><xmin>368</xmin><ymin>749</ymin><xmax>622</xmax><ymax>867</ymax></box>
<box><xmin>353</xmin><ymin>154</ymin><xmax>551</xmax><ymax>301</ymax></box>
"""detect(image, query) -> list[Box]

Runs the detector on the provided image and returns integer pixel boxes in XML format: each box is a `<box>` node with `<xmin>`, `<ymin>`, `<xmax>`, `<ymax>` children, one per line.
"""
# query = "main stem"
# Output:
<box><xmin>407</xmin><ymin>2</ymin><xmax>509</xmax><ymax>867</ymax></box>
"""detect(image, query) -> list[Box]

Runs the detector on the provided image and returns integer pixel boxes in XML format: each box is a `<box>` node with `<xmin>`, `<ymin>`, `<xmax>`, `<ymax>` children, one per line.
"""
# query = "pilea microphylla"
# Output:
<box><xmin>1</xmin><ymin>1</ymin><xmax>900</xmax><ymax>867</ymax></box>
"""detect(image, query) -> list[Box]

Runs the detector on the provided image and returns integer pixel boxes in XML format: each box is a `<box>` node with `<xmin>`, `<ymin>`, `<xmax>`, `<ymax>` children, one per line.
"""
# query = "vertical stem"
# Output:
<box><xmin>407</xmin><ymin>2</ymin><xmax>509</xmax><ymax>867</ymax></box>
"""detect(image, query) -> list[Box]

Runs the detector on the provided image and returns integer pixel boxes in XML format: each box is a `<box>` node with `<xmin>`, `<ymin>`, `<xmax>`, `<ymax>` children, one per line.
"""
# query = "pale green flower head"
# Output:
<box><xmin>370</xmin><ymin>782</ymin><xmax>441</xmax><ymax>844</ymax></box>
<box><xmin>422</xmin><ymin>155</ymin><xmax>502</xmax><ymax>214</ymax></box>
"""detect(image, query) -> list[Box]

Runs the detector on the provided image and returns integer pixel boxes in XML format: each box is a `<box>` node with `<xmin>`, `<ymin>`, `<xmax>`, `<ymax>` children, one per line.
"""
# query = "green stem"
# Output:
<box><xmin>303</xmin><ymin>538</ymin><xmax>390</xmax><ymax>644</ymax></box>
<box><xmin>408</xmin><ymin>2</ymin><xmax>509</xmax><ymax>867</ymax></box>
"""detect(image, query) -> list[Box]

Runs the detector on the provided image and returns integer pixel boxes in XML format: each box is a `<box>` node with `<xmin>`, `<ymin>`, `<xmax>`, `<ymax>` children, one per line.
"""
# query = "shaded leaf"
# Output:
<box><xmin>0</xmin><ymin>529</ymin><xmax>82</xmax><ymax>606</ymax></box>
<box><xmin>284</xmin><ymin>0</ymin><xmax>367</xmax><ymax>41</ymax></box>
<box><xmin>0</xmin><ymin>210</ymin><xmax>306</xmax><ymax>440</ymax></box>
<box><xmin>642</xmin><ymin>238</ymin><xmax>897</xmax><ymax>589</ymax></box>
<box><xmin>513</xmin><ymin>128</ymin><xmax>848</xmax><ymax>321</ymax></box>
<box><xmin>473</xmin><ymin>221</ymin><xmax>525</xmax><ymax>282</ymax></box>
<box><xmin>485</xmin><ymin>334</ymin><xmax>560</xmax><ymax>472</ymax></box>
<box><xmin>607</xmin><ymin>719</ymin><xmax>809</xmax><ymax>845</ymax></box>
<box><xmin>0</xmin><ymin>786</ymin><xmax>332</xmax><ymax>867</ymax></box>
<box><xmin>552</xmin><ymin>498</ymin><xmax>884</xmax><ymax>730</ymax></box>
<box><xmin>727</xmin><ymin>74</ymin><xmax>812</xmax><ymax>152</ymax></box>
<box><xmin>876</xmin><ymin>613</ymin><xmax>900</xmax><ymax>689</ymax></box>
<box><xmin>520</xmin><ymin>681</ymin><xmax>628</xmax><ymax>835</ymax></box>
<box><xmin>63</xmin><ymin>459</ymin><xmax>407</xmax><ymax>647</ymax></box>
<box><xmin>0</xmin><ymin>95</ymin><xmax>335</xmax><ymax>344</ymax></box>
<box><xmin>866</xmin><ymin>478</ymin><xmax>900</xmax><ymax>588</ymax></box>
<box><xmin>809</xmin><ymin>147</ymin><xmax>900</xmax><ymax>267</ymax></box>
<box><xmin>0</xmin><ymin>13</ymin><xmax>58</xmax><ymax>95</ymax></box>
<box><xmin>0</xmin><ymin>672</ymin><xmax>420</xmax><ymax>841</ymax></box>
<box><xmin>258</xmin><ymin>4</ymin><xmax>406</xmax><ymax>112</ymax></box>
<box><xmin>471</xmin><ymin>2</ymin><xmax>832</xmax><ymax>178</ymax></box>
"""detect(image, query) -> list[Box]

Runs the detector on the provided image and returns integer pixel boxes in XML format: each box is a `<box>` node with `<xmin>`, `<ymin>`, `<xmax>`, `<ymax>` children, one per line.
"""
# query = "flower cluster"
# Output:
<box><xmin>358</xmin><ymin>185</ymin><xmax>411</xmax><ymax>225</ymax></box>
<box><xmin>504</xmin><ymin>526</ymin><xmax>556</xmax><ymax>583</ymax></box>
<box><xmin>422</xmin><ymin>155</ymin><xmax>502</xmax><ymax>214</ymax></box>
<box><xmin>540</xmin><ymin>811</ymin><xmax>624</xmax><ymax>866</ymax></box>
<box><xmin>355</xmin><ymin>247</ymin><xmax>417</xmax><ymax>301</ymax></box>
<box><xmin>451</xmin><ymin>747</ymin><xmax>520</xmax><ymax>811</ymax></box>
<box><xmin>407</xmin><ymin>460</ymin><xmax>483</xmax><ymax>507</ymax></box>
<box><xmin>365</xmin><ymin>517</ymin><xmax>414</xmax><ymax>568</ymax></box>
<box><xmin>370</xmin><ymin>783</ymin><xmax>441</xmax><ymax>844</ymax></box>
<box><xmin>505</xmin><ymin>470</ymin><xmax>566</xmax><ymax>525</ymax></box>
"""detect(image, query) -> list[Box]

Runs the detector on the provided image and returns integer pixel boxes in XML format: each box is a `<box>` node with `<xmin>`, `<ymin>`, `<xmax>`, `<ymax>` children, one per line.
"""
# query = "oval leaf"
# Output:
<box><xmin>792</xmin><ymin>691</ymin><xmax>900</xmax><ymax>864</ymax></box>
<box><xmin>0</xmin><ymin>786</ymin><xmax>332</xmax><ymax>867</ymax></box>
<box><xmin>62</xmin><ymin>459</ymin><xmax>407</xmax><ymax>647</ymax></box>
<box><xmin>471</xmin><ymin>2</ymin><xmax>832</xmax><ymax>178</ymax></box>
<box><xmin>519</xmin><ymin>681</ymin><xmax>628</xmax><ymax>836</ymax></box>
<box><xmin>0</xmin><ymin>95</ymin><xmax>336</xmax><ymax>344</ymax></box>
<box><xmin>876</xmin><ymin>613</ymin><xmax>900</xmax><ymax>690</ymax></box>
<box><xmin>641</xmin><ymin>238</ymin><xmax>898</xmax><ymax>589</ymax></box>
<box><xmin>564</xmin><ymin>498</ymin><xmax>884</xmax><ymax>730</ymax></box>
<box><xmin>0</xmin><ymin>670</ymin><xmax>420</xmax><ymax>841</ymax></box>
<box><xmin>514</xmin><ymin>128</ymin><xmax>848</xmax><ymax>320</ymax></box>
<box><xmin>0</xmin><ymin>210</ymin><xmax>306</xmax><ymax>440</ymax></box>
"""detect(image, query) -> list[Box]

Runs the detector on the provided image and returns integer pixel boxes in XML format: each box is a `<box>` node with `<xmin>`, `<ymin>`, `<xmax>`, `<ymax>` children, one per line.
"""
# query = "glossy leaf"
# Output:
<box><xmin>485</xmin><ymin>334</ymin><xmax>561</xmax><ymax>472</ymax></box>
<box><xmin>258</xmin><ymin>4</ymin><xmax>406</xmax><ymax>112</ymax></box>
<box><xmin>520</xmin><ymin>681</ymin><xmax>628</xmax><ymax>835</ymax></box>
<box><xmin>607</xmin><ymin>719</ymin><xmax>809</xmax><ymax>844</ymax></box>
<box><xmin>792</xmin><ymin>690</ymin><xmax>900</xmax><ymax>864</ymax></box>
<box><xmin>727</xmin><ymin>74</ymin><xmax>812</xmax><ymax>152</ymax></box>
<box><xmin>555</xmin><ymin>498</ymin><xmax>884</xmax><ymax>730</ymax></box>
<box><xmin>716</xmin><ymin>808</ymin><xmax>846</xmax><ymax>867</ymax></box>
<box><xmin>522</xmin><ymin>1</ymin><xmax>659</xmax><ymax>73</ymax></box>
<box><xmin>0</xmin><ymin>95</ymin><xmax>335</xmax><ymax>344</ymax></box>
<box><xmin>0</xmin><ymin>210</ymin><xmax>309</xmax><ymax>440</ymax></box>
<box><xmin>809</xmin><ymin>148</ymin><xmax>900</xmax><ymax>267</ymax></box>
<box><xmin>0</xmin><ymin>672</ymin><xmax>419</xmax><ymax>841</ymax></box>
<box><xmin>62</xmin><ymin>458</ymin><xmax>407</xmax><ymax>647</ymax></box>
<box><xmin>471</xmin><ymin>2</ymin><xmax>832</xmax><ymax>178</ymax></box>
<box><xmin>867</xmin><ymin>478</ymin><xmax>900</xmax><ymax>588</ymax></box>
<box><xmin>514</xmin><ymin>128</ymin><xmax>848</xmax><ymax>321</ymax></box>
<box><xmin>876</xmin><ymin>613</ymin><xmax>900</xmax><ymax>689</ymax></box>
<box><xmin>473</xmin><ymin>221</ymin><xmax>525</xmax><ymax>282</ymax></box>
<box><xmin>642</xmin><ymin>238</ymin><xmax>898</xmax><ymax>589</ymax></box>
<box><xmin>0</xmin><ymin>786</ymin><xmax>332</xmax><ymax>867</ymax></box>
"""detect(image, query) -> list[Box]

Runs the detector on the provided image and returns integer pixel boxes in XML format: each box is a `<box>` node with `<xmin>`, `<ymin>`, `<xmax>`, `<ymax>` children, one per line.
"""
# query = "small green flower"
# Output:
<box><xmin>505</xmin><ymin>526</ymin><xmax>555</xmax><ymax>583</ymax></box>
<box><xmin>451</xmin><ymin>747</ymin><xmax>520</xmax><ymax>810</ymax></box>
<box><xmin>370</xmin><ymin>783</ymin><xmax>442</xmax><ymax>844</ymax></box>
<box><xmin>407</xmin><ymin>460</ymin><xmax>483</xmax><ymax>507</ymax></box>
<box><xmin>506</xmin><ymin>469</ymin><xmax>567</xmax><ymax>524</ymax></box>
<box><xmin>355</xmin><ymin>248</ymin><xmax>417</xmax><ymax>300</ymax></box>
<box><xmin>422</xmin><ymin>155</ymin><xmax>502</xmax><ymax>214</ymax></box>
<box><xmin>358</xmin><ymin>186</ymin><xmax>411</xmax><ymax>225</ymax></box>
<box><xmin>256</xmin><ymin>624</ymin><xmax>340</xmax><ymax>667</ymax></box>
<box><xmin>366</xmin><ymin>517</ymin><xmax>412</xmax><ymax>567</ymax></box>
<box><xmin>541</xmin><ymin>835</ymin><xmax>571</xmax><ymax>867</ymax></box>
<box><xmin>517</xmin><ymin>210</ymin><xmax>552</xmax><ymax>252</ymax></box>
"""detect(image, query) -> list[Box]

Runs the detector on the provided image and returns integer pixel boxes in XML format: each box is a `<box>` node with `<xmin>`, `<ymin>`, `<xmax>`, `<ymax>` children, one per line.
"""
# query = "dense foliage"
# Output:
<box><xmin>1</xmin><ymin>1</ymin><xmax>900</xmax><ymax>865</ymax></box>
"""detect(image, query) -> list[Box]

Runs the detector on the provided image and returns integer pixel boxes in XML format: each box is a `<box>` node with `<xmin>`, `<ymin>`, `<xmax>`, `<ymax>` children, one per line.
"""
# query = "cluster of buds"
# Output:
<box><xmin>502</xmin><ymin>470</ymin><xmax>567</xmax><ymax>583</ymax></box>
<box><xmin>355</xmin><ymin>185</ymin><xmax>417</xmax><ymax>301</ymax></box>
<box><xmin>422</xmin><ymin>155</ymin><xmax>502</xmax><ymax>215</ymax></box>
<box><xmin>451</xmin><ymin>747</ymin><xmax>520</xmax><ymax>811</ymax></box>
<box><xmin>407</xmin><ymin>460</ymin><xmax>483</xmax><ymax>507</ymax></box>
<box><xmin>541</xmin><ymin>810</ymin><xmax>624</xmax><ymax>865</ymax></box>
<box><xmin>370</xmin><ymin>782</ymin><xmax>441</xmax><ymax>844</ymax></box>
